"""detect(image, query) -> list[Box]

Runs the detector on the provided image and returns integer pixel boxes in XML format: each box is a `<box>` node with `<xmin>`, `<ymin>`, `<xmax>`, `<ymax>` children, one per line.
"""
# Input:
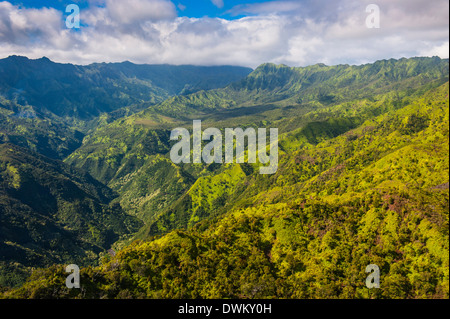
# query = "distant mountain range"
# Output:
<box><xmin>0</xmin><ymin>56</ymin><xmax>252</xmax><ymax>159</ymax></box>
<box><xmin>0</xmin><ymin>55</ymin><xmax>252</xmax><ymax>120</ymax></box>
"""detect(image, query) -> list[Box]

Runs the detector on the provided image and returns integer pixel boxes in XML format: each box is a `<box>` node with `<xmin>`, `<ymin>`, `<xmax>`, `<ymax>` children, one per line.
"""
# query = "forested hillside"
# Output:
<box><xmin>0</xmin><ymin>143</ymin><xmax>142</xmax><ymax>287</ymax></box>
<box><xmin>0</xmin><ymin>57</ymin><xmax>448</xmax><ymax>298</ymax></box>
<box><xmin>0</xmin><ymin>56</ymin><xmax>252</xmax><ymax>160</ymax></box>
<box><xmin>0</xmin><ymin>56</ymin><xmax>252</xmax><ymax>121</ymax></box>
<box><xmin>65</xmin><ymin>57</ymin><xmax>449</xmax><ymax>237</ymax></box>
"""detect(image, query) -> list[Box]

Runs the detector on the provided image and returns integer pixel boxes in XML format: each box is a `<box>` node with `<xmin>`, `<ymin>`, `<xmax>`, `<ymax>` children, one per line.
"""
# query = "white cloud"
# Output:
<box><xmin>83</xmin><ymin>0</ymin><xmax>177</xmax><ymax>27</ymax></box>
<box><xmin>0</xmin><ymin>0</ymin><xmax>448</xmax><ymax>67</ymax></box>
<box><xmin>420</xmin><ymin>41</ymin><xmax>450</xmax><ymax>59</ymax></box>
<box><xmin>104</xmin><ymin>0</ymin><xmax>176</xmax><ymax>24</ymax></box>
<box><xmin>227</xmin><ymin>1</ymin><xmax>302</xmax><ymax>16</ymax></box>
<box><xmin>211</xmin><ymin>0</ymin><xmax>224</xmax><ymax>9</ymax></box>
<box><xmin>0</xmin><ymin>2</ymin><xmax>64</xmax><ymax>45</ymax></box>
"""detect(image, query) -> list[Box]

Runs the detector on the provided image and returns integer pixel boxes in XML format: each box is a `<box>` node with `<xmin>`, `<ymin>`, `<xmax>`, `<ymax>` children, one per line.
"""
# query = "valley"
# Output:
<box><xmin>0</xmin><ymin>56</ymin><xmax>448</xmax><ymax>298</ymax></box>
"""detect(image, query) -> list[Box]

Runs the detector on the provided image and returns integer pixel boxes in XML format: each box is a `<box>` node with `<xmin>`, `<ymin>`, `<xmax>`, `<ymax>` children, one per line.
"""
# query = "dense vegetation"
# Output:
<box><xmin>0</xmin><ymin>56</ymin><xmax>252</xmax><ymax>160</ymax></box>
<box><xmin>0</xmin><ymin>56</ymin><xmax>252</xmax><ymax>121</ymax></box>
<box><xmin>66</xmin><ymin>57</ymin><xmax>449</xmax><ymax>235</ymax></box>
<box><xmin>0</xmin><ymin>143</ymin><xmax>142</xmax><ymax>287</ymax></box>
<box><xmin>0</xmin><ymin>57</ymin><xmax>448</xmax><ymax>298</ymax></box>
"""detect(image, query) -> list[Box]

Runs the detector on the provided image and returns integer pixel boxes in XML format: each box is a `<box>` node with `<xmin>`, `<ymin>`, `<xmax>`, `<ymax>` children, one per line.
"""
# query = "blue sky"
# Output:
<box><xmin>6</xmin><ymin>0</ymin><xmax>273</xmax><ymax>19</ymax></box>
<box><xmin>0</xmin><ymin>0</ymin><xmax>448</xmax><ymax>67</ymax></box>
<box><xmin>177</xmin><ymin>0</ymin><xmax>274</xmax><ymax>19</ymax></box>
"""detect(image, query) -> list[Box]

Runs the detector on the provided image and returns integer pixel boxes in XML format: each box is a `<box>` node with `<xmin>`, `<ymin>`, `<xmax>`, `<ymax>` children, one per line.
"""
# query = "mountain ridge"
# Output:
<box><xmin>3</xmin><ymin>79</ymin><xmax>447</xmax><ymax>298</ymax></box>
<box><xmin>0</xmin><ymin>56</ymin><xmax>448</xmax><ymax>298</ymax></box>
<box><xmin>65</xmin><ymin>56</ymin><xmax>449</xmax><ymax>239</ymax></box>
<box><xmin>0</xmin><ymin>55</ymin><xmax>253</xmax><ymax>121</ymax></box>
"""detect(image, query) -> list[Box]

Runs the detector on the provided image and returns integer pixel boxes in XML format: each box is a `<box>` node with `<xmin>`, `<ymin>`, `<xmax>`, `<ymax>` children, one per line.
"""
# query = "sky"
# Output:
<box><xmin>0</xmin><ymin>0</ymin><xmax>448</xmax><ymax>68</ymax></box>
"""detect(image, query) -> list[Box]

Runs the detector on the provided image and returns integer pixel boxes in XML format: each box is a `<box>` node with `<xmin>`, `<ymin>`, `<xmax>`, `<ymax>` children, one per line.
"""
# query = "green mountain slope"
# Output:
<box><xmin>0</xmin><ymin>56</ymin><xmax>252</xmax><ymax>121</ymax></box>
<box><xmin>0</xmin><ymin>56</ymin><xmax>448</xmax><ymax>298</ymax></box>
<box><xmin>4</xmin><ymin>80</ymin><xmax>447</xmax><ymax>299</ymax></box>
<box><xmin>0</xmin><ymin>143</ymin><xmax>141</xmax><ymax>287</ymax></box>
<box><xmin>0</xmin><ymin>57</ymin><xmax>252</xmax><ymax>160</ymax></box>
<box><xmin>140</xmin><ymin>79</ymin><xmax>449</xmax><ymax>237</ymax></box>
<box><xmin>65</xmin><ymin>57</ymin><xmax>449</xmax><ymax>235</ymax></box>
<box><xmin>136</xmin><ymin>56</ymin><xmax>449</xmax><ymax>121</ymax></box>
<box><xmin>0</xmin><ymin>98</ymin><xmax>84</xmax><ymax>159</ymax></box>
